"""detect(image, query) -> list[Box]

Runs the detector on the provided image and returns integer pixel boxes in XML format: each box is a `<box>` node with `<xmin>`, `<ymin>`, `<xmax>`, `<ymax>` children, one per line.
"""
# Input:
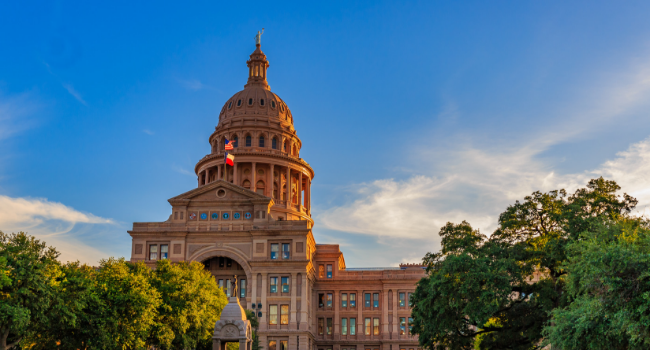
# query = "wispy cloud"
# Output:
<box><xmin>178</xmin><ymin>79</ymin><xmax>208</xmax><ymax>91</ymax></box>
<box><xmin>0</xmin><ymin>92</ymin><xmax>39</xmax><ymax>141</ymax></box>
<box><xmin>61</xmin><ymin>83</ymin><xmax>87</xmax><ymax>105</ymax></box>
<box><xmin>143</xmin><ymin>129</ymin><xmax>155</xmax><ymax>135</ymax></box>
<box><xmin>172</xmin><ymin>164</ymin><xmax>194</xmax><ymax>177</ymax></box>
<box><xmin>0</xmin><ymin>195</ymin><xmax>116</xmax><ymax>264</ymax></box>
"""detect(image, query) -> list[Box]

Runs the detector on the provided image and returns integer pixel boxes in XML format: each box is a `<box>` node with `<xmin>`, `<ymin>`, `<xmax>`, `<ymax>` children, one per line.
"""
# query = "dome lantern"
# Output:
<box><xmin>245</xmin><ymin>43</ymin><xmax>270</xmax><ymax>90</ymax></box>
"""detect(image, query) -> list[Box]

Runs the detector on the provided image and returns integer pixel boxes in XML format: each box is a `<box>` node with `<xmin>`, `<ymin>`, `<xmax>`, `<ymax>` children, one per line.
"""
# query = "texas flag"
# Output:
<box><xmin>224</xmin><ymin>152</ymin><xmax>235</xmax><ymax>166</ymax></box>
<box><xmin>224</xmin><ymin>138</ymin><xmax>234</xmax><ymax>150</ymax></box>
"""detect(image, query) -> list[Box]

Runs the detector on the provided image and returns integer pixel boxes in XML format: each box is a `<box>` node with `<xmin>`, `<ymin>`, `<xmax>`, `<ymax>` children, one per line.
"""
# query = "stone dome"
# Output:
<box><xmin>218</xmin><ymin>86</ymin><xmax>293</xmax><ymax>127</ymax></box>
<box><xmin>221</xmin><ymin>296</ymin><xmax>247</xmax><ymax>321</ymax></box>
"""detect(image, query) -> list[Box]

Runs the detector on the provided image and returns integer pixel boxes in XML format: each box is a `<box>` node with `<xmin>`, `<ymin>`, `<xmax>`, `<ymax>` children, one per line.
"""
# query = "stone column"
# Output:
<box><xmin>213</xmin><ymin>339</ymin><xmax>221</xmax><ymax>350</ymax></box>
<box><xmin>251</xmin><ymin>273</ymin><xmax>258</xmax><ymax>310</ymax></box>
<box><xmin>285</xmin><ymin>167</ymin><xmax>291</xmax><ymax>209</ymax></box>
<box><xmin>392</xmin><ymin>288</ymin><xmax>398</xmax><ymax>336</ymax></box>
<box><xmin>269</xmin><ymin>163</ymin><xmax>275</xmax><ymax>198</ymax></box>
<box><xmin>290</xmin><ymin>272</ymin><xmax>298</xmax><ymax>327</ymax></box>
<box><xmin>239</xmin><ymin>339</ymin><xmax>247</xmax><ymax>350</ymax></box>
<box><xmin>218</xmin><ymin>165</ymin><xmax>222</xmax><ymax>181</ymax></box>
<box><xmin>206</xmin><ymin>168</ymin><xmax>210</xmax><ymax>184</ymax></box>
<box><xmin>260</xmin><ymin>273</ymin><xmax>268</xmax><ymax>330</ymax></box>
<box><xmin>252</xmin><ymin>162</ymin><xmax>257</xmax><ymax>193</ymax></box>
<box><xmin>357</xmin><ymin>289</ymin><xmax>364</xmax><ymax>339</ymax></box>
<box><xmin>298</xmin><ymin>172</ymin><xmax>303</xmax><ymax>210</ymax></box>
<box><xmin>306</xmin><ymin>177</ymin><xmax>311</xmax><ymax>212</ymax></box>
<box><xmin>382</xmin><ymin>288</ymin><xmax>389</xmax><ymax>338</ymax></box>
<box><xmin>334</xmin><ymin>291</ymin><xmax>340</xmax><ymax>337</ymax></box>
<box><xmin>300</xmin><ymin>274</ymin><xmax>308</xmax><ymax>331</ymax></box>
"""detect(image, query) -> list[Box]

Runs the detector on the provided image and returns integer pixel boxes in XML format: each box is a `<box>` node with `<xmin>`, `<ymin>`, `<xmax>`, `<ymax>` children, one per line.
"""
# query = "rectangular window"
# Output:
<box><xmin>269</xmin><ymin>341</ymin><xmax>277</xmax><ymax>350</ymax></box>
<box><xmin>373</xmin><ymin>318</ymin><xmax>379</xmax><ymax>335</ymax></box>
<box><xmin>327</xmin><ymin>318</ymin><xmax>332</xmax><ymax>335</ymax></box>
<box><xmin>342</xmin><ymin>293</ymin><xmax>348</xmax><ymax>308</ymax></box>
<box><xmin>408</xmin><ymin>317</ymin><xmax>413</xmax><ymax>334</ymax></box>
<box><xmin>226</xmin><ymin>279</ymin><xmax>231</xmax><ymax>297</ymax></box>
<box><xmin>282</xmin><ymin>243</ymin><xmax>290</xmax><ymax>259</ymax></box>
<box><xmin>326</xmin><ymin>264</ymin><xmax>332</xmax><ymax>278</ymax></box>
<box><xmin>160</xmin><ymin>244</ymin><xmax>168</xmax><ymax>259</ymax></box>
<box><xmin>399</xmin><ymin>292</ymin><xmax>406</xmax><ymax>307</ymax></box>
<box><xmin>350</xmin><ymin>293</ymin><xmax>356</xmax><ymax>307</ymax></box>
<box><xmin>399</xmin><ymin>317</ymin><xmax>406</xmax><ymax>335</ymax></box>
<box><xmin>218</xmin><ymin>279</ymin><xmax>223</xmax><ymax>291</ymax></box>
<box><xmin>271</xmin><ymin>243</ymin><xmax>279</xmax><ymax>259</ymax></box>
<box><xmin>408</xmin><ymin>292</ymin><xmax>413</xmax><ymax>307</ymax></box>
<box><xmin>365</xmin><ymin>293</ymin><xmax>371</xmax><ymax>307</ymax></box>
<box><xmin>149</xmin><ymin>245</ymin><xmax>158</xmax><ymax>260</ymax></box>
<box><xmin>280</xmin><ymin>340</ymin><xmax>287</xmax><ymax>350</ymax></box>
<box><xmin>325</xmin><ymin>293</ymin><xmax>332</xmax><ymax>307</ymax></box>
<box><xmin>373</xmin><ymin>293</ymin><xmax>379</xmax><ymax>308</ymax></box>
<box><xmin>319</xmin><ymin>293</ymin><xmax>324</xmax><ymax>308</ymax></box>
<box><xmin>281</xmin><ymin>305</ymin><xmax>289</xmax><ymax>325</ymax></box>
<box><xmin>318</xmin><ymin>318</ymin><xmax>324</xmax><ymax>335</ymax></box>
<box><xmin>269</xmin><ymin>305</ymin><xmax>278</xmax><ymax>325</ymax></box>
<box><xmin>350</xmin><ymin>318</ymin><xmax>356</xmax><ymax>335</ymax></box>
<box><xmin>319</xmin><ymin>264</ymin><xmax>324</xmax><ymax>278</ymax></box>
<box><xmin>342</xmin><ymin>318</ymin><xmax>348</xmax><ymax>335</ymax></box>
<box><xmin>240</xmin><ymin>279</ymin><xmax>246</xmax><ymax>298</ymax></box>
<box><xmin>282</xmin><ymin>277</ymin><xmax>289</xmax><ymax>293</ymax></box>
<box><xmin>364</xmin><ymin>318</ymin><xmax>371</xmax><ymax>335</ymax></box>
<box><xmin>270</xmin><ymin>277</ymin><xmax>278</xmax><ymax>293</ymax></box>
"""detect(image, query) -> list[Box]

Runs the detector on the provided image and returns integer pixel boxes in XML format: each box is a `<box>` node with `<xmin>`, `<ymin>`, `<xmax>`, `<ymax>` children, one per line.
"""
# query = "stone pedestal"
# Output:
<box><xmin>213</xmin><ymin>297</ymin><xmax>252</xmax><ymax>350</ymax></box>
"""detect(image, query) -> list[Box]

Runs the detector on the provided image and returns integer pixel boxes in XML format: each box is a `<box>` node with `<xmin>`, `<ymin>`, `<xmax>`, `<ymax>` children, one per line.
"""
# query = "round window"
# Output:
<box><xmin>245</xmin><ymin>212</ymin><xmax>252</xmax><ymax>219</ymax></box>
<box><xmin>200</xmin><ymin>213</ymin><xmax>207</xmax><ymax>220</ymax></box>
<box><xmin>222</xmin><ymin>212</ymin><xmax>230</xmax><ymax>219</ymax></box>
<box><xmin>234</xmin><ymin>212</ymin><xmax>241</xmax><ymax>219</ymax></box>
<box><xmin>211</xmin><ymin>212</ymin><xmax>218</xmax><ymax>220</ymax></box>
<box><xmin>216</xmin><ymin>189</ymin><xmax>226</xmax><ymax>198</ymax></box>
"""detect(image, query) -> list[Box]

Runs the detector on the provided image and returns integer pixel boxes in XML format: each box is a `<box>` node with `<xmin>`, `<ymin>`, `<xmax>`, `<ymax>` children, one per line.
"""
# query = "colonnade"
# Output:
<box><xmin>198</xmin><ymin>161</ymin><xmax>311</xmax><ymax>214</ymax></box>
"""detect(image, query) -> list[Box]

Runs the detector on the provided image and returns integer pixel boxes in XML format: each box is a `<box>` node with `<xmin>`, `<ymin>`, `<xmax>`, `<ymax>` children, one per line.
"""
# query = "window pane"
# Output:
<box><xmin>319</xmin><ymin>293</ymin><xmax>324</xmax><ymax>308</ymax></box>
<box><xmin>270</xmin><ymin>277</ymin><xmax>277</xmax><ymax>293</ymax></box>
<box><xmin>318</xmin><ymin>318</ymin><xmax>324</xmax><ymax>335</ymax></box>
<box><xmin>281</xmin><ymin>305</ymin><xmax>289</xmax><ymax>325</ymax></box>
<box><xmin>350</xmin><ymin>318</ymin><xmax>356</xmax><ymax>335</ymax></box>
<box><xmin>408</xmin><ymin>317</ymin><xmax>413</xmax><ymax>334</ymax></box>
<box><xmin>342</xmin><ymin>318</ymin><xmax>348</xmax><ymax>335</ymax></box>
<box><xmin>240</xmin><ymin>280</ymin><xmax>246</xmax><ymax>298</ymax></box>
<box><xmin>271</xmin><ymin>244</ymin><xmax>279</xmax><ymax>260</ymax></box>
<box><xmin>365</xmin><ymin>293</ymin><xmax>371</xmax><ymax>307</ymax></box>
<box><xmin>327</xmin><ymin>318</ymin><xmax>332</xmax><ymax>335</ymax></box>
<box><xmin>280</xmin><ymin>341</ymin><xmax>287</xmax><ymax>350</ymax></box>
<box><xmin>226</xmin><ymin>279</ymin><xmax>231</xmax><ymax>297</ymax></box>
<box><xmin>160</xmin><ymin>244</ymin><xmax>168</xmax><ymax>259</ymax></box>
<box><xmin>149</xmin><ymin>245</ymin><xmax>158</xmax><ymax>260</ymax></box>
<box><xmin>319</xmin><ymin>265</ymin><xmax>324</xmax><ymax>278</ymax></box>
<box><xmin>282</xmin><ymin>277</ymin><xmax>289</xmax><ymax>293</ymax></box>
<box><xmin>259</xmin><ymin>136</ymin><xmax>265</xmax><ymax>147</ymax></box>
<box><xmin>218</xmin><ymin>279</ymin><xmax>223</xmax><ymax>290</ymax></box>
<box><xmin>269</xmin><ymin>341</ymin><xmax>277</xmax><ymax>350</ymax></box>
<box><xmin>365</xmin><ymin>318</ymin><xmax>371</xmax><ymax>335</ymax></box>
<box><xmin>399</xmin><ymin>292</ymin><xmax>405</xmax><ymax>307</ymax></box>
<box><xmin>408</xmin><ymin>292</ymin><xmax>413</xmax><ymax>307</ymax></box>
<box><xmin>342</xmin><ymin>293</ymin><xmax>347</xmax><ymax>308</ymax></box>
<box><xmin>350</xmin><ymin>293</ymin><xmax>356</xmax><ymax>307</ymax></box>
<box><xmin>327</xmin><ymin>293</ymin><xmax>332</xmax><ymax>307</ymax></box>
<box><xmin>373</xmin><ymin>293</ymin><xmax>379</xmax><ymax>308</ymax></box>
<box><xmin>282</xmin><ymin>243</ymin><xmax>290</xmax><ymax>259</ymax></box>
<box><xmin>374</xmin><ymin>318</ymin><xmax>379</xmax><ymax>335</ymax></box>
<box><xmin>326</xmin><ymin>264</ymin><xmax>332</xmax><ymax>278</ymax></box>
<box><xmin>400</xmin><ymin>317</ymin><xmax>406</xmax><ymax>335</ymax></box>
<box><xmin>269</xmin><ymin>305</ymin><xmax>278</xmax><ymax>325</ymax></box>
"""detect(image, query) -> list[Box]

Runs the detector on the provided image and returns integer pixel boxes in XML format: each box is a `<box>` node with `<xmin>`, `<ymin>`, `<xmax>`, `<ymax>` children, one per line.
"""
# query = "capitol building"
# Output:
<box><xmin>128</xmin><ymin>40</ymin><xmax>425</xmax><ymax>350</ymax></box>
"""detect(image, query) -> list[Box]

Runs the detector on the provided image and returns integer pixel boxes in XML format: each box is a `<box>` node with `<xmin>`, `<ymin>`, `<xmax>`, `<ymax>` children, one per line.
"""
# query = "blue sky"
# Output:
<box><xmin>2</xmin><ymin>1</ymin><xmax>650</xmax><ymax>265</ymax></box>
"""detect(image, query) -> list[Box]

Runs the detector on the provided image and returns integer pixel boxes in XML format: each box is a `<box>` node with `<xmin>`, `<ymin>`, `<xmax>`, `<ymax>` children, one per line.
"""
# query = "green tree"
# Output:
<box><xmin>410</xmin><ymin>178</ymin><xmax>637</xmax><ymax>350</ymax></box>
<box><xmin>543</xmin><ymin>218</ymin><xmax>650</xmax><ymax>349</ymax></box>
<box><xmin>0</xmin><ymin>232</ymin><xmax>60</xmax><ymax>350</ymax></box>
<box><xmin>147</xmin><ymin>259</ymin><xmax>227</xmax><ymax>350</ymax></box>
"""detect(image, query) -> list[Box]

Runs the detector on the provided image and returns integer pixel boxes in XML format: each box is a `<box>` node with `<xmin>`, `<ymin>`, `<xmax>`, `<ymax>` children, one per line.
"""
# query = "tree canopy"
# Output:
<box><xmin>410</xmin><ymin>178</ymin><xmax>642</xmax><ymax>350</ymax></box>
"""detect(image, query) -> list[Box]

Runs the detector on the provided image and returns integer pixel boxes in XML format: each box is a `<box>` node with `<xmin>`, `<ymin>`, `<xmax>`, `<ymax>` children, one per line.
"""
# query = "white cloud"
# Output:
<box><xmin>62</xmin><ymin>83</ymin><xmax>87</xmax><ymax>105</ymax></box>
<box><xmin>143</xmin><ymin>129</ymin><xmax>155</xmax><ymax>135</ymax></box>
<box><xmin>0</xmin><ymin>195</ymin><xmax>116</xmax><ymax>264</ymax></box>
<box><xmin>0</xmin><ymin>92</ymin><xmax>39</xmax><ymax>141</ymax></box>
<box><xmin>178</xmin><ymin>79</ymin><xmax>207</xmax><ymax>91</ymax></box>
<box><xmin>172</xmin><ymin>164</ymin><xmax>195</xmax><ymax>177</ymax></box>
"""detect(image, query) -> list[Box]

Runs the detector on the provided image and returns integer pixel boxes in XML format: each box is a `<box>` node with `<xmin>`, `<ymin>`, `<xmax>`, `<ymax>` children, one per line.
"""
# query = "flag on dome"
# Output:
<box><xmin>224</xmin><ymin>138</ymin><xmax>234</xmax><ymax>150</ymax></box>
<box><xmin>224</xmin><ymin>152</ymin><xmax>235</xmax><ymax>166</ymax></box>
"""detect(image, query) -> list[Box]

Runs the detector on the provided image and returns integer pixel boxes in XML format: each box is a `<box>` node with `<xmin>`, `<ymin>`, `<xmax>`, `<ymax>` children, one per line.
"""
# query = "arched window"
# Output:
<box><xmin>237</xmin><ymin>99</ymin><xmax>242</xmax><ymax>106</ymax></box>
<box><xmin>228</xmin><ymin>101</ymin><xmax>233</xmax><ymax>109</ymax></box>
<box><xmin>245</xmin><ymin>135</ymin><xmax>252</xmax><ymax>147</ymax></box>
<box><xmin>283</xmin><ymin>141</ymin><xmax>288</xmax><ymax>152</ymax></box>
<box><xmin>260</xmin><ymin>99</ymin><xmax>265</xmax><ymax>106</ymax></box>
<box><xmin>248</xmin><ymin>98</ymin><xmax>253</xmax><ymax>106</ymax></box>
<box><xmin>259</xmin><ymin>135</ymin><xmax>265</xmax><ymax>147</ymax></box>
<box><xmin>272</xmin><ymin>137</ymin><xmax>277</xmax><ymax>149</ymax></box>
<box><xmin>271</xmin><ymin>100</ymin><xmax>276</xmax><ymax>108</ymax></box>
<box><xmin>243</xmin><ymin>180</ymin><xmax>251</xmax><ymax>189</ymax></box>
<box><xmin>256</xmin><ymin>181</ymin><xmax>265</xmax><ymax>195</ymax></box>
<box><xmin>273</xmin><ymin>182</ymin><xmax>278</xmax><ymax>199</ymax></box>
<box><xmin>233</xmin><ymin>135</ymin><xmax>238</xmax><ymax>148</ymax></box>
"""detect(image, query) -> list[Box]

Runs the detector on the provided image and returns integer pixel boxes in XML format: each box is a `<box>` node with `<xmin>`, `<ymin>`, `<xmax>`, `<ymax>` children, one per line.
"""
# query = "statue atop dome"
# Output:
<box><xmin>254</xmin><ymin>28</ymin><xmax>264</xmax><ymax>46</ymax></box>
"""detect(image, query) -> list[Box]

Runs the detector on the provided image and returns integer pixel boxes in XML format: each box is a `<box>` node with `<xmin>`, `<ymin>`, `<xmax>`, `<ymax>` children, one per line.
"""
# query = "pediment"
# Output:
<box><xmin>168</xmin><ymin>180</ymin><xmax>271</xmax><ymax>205</ymax></box>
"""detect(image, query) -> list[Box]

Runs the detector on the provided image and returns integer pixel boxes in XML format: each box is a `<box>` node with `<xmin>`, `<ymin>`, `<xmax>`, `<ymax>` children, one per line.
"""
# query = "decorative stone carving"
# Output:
<box><xmin>222</xmin><ymin>324</ymin><xmax>238</xmax><ymax>338</ymax></box>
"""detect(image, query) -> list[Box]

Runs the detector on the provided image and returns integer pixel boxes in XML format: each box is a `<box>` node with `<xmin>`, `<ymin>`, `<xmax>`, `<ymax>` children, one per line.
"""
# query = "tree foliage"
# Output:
<box><xmin>410</xmin><ymin>178</ymin><xmax>638</xmax><ymax>350</ymax></box>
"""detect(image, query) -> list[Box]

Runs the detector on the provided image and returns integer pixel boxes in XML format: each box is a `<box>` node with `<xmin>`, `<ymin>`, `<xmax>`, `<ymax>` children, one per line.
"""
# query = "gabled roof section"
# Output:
<box><xmin>168</xmin><ymin>180</ymin><xmax>271</xmax><ymax>206</ymax></box>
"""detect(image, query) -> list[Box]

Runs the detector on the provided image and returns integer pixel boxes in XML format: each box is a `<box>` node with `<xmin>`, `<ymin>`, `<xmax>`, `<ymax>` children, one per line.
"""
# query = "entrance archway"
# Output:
<box><xmin>190</xmin><ymin>247</ymin><xmax>253</xmax><ymax>308</ymax></box>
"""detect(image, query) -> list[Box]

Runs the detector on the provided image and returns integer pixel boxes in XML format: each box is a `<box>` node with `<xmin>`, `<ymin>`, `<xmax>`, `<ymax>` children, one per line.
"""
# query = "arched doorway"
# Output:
<box><xmin>190</xmin><ymin>248</ymin><xmax>253</xmax><ymax>308</ymax></box>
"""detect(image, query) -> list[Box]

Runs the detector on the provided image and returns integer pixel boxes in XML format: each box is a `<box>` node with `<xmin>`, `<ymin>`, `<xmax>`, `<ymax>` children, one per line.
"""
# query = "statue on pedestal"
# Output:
<box><xmin>254</xmin><ymin>28</ymin><xmax>264</xmax><ymax>45</ymax></box>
